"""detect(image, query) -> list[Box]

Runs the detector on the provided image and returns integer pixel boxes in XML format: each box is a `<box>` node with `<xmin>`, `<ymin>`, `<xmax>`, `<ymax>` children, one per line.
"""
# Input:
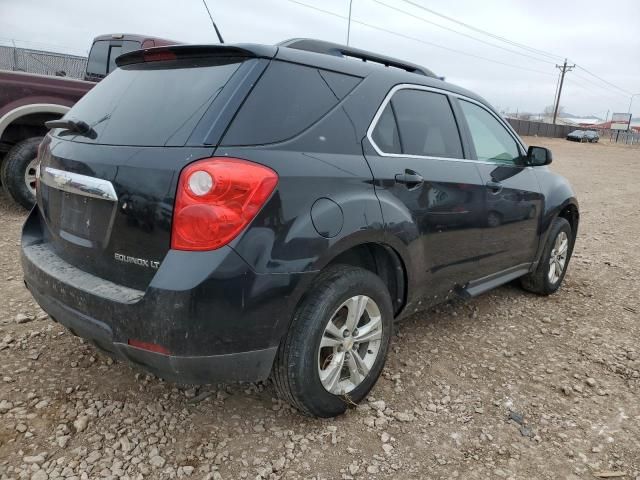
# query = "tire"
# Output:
<box><xmin>487</xmin><ymin>211</ymin><xmax>502</xmax><ymax>228</ymax></box>
<box><xmin>1</xmin><ymin>137</ymin><xmax>42</xmax><ymax>210</ymax></box>
<box><xmin>520</xmin><ymin>217</ymin><xmax>573</xmax><ymax>295</ymax></box>
<box><xmin>272</xmin><ymin>264</ymin><xmax>394</xmax><ymax>417</ymax></box>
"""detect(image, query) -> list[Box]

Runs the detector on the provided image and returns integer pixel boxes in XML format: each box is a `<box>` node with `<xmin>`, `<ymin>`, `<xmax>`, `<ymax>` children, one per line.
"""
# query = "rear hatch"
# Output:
<box><xmin>38</xmin><ymin>45</ymin><xmax>273</xmax><ymax>290</ymax></box>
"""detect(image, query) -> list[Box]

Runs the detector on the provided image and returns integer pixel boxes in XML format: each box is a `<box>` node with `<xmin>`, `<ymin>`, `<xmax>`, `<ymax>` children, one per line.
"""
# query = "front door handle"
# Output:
<box><xmin>395</xmin><ymin>170</ymin><xmax>424</xmax><ymax>189</ymax></box>
<box><xmin>486</xmin><ymin>180</ymin><xmax>503</xmax><ymax>194</ymax></box>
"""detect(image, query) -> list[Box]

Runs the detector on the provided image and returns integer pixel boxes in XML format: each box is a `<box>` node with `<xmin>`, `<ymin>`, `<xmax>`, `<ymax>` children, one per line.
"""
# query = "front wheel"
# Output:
<box><xmin>272</xmin><ymin>265</ymin><xmax>394</xmax><ymax>417</ymax></box>
<box><xmin>521</xmin><ymin>217</ymin><xmax>573</xmax><ymax>295</ymax></box>
<box><xmin>1</xmin><ymin>137</ymin><xmax>42</xmax><ymax>210</ymax></box>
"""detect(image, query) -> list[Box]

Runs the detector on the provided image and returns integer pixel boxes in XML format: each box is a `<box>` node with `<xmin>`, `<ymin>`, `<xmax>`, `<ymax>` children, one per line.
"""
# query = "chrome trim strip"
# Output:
<box><xmin>365</xmin><ymin>83</ymin><xmax>526</xmax><ymax>161</ymax></box>
<box><xmin>41</xmin><ymin>167</ymin><xmax>118</xmax><ymax>202</ymax></box>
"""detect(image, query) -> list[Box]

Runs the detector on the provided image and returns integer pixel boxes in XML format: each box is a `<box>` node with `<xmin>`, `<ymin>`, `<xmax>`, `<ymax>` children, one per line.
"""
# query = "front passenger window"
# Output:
<box><xmin>460</xmin><ymin>101</ymin><xmax>521</xmax><ymax>164</ymax></box>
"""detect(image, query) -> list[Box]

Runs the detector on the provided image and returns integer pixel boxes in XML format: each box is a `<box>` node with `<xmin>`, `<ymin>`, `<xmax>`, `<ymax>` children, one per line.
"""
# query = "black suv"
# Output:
<box><xmin>21</xmin><ymin>39</ymin><xmax>578</xmax><ymax>417</ymax></box>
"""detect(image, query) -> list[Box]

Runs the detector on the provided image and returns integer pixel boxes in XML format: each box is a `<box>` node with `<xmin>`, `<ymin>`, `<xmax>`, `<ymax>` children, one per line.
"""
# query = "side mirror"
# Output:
<box><xmin>527</xmin><ymin>146</ymin><xmax>552</xmax><ymax>166</ymax></box>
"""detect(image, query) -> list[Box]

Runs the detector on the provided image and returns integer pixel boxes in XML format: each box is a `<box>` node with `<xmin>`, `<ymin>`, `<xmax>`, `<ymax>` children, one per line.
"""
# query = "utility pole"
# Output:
<box><xmin>552</xmin><ymin>58</ymin><xmax>575</xmax><ymax>125</ymax></box>
<box><xmin>628</xmin><ymin>93</ymin><xmax>640</xmax><ymax>114</ymax></box>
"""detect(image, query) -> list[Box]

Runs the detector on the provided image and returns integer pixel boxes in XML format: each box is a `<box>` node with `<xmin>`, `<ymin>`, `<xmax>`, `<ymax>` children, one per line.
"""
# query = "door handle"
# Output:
<box><xmin>486</xmin><ymin>180</ymin><xmax>503</xmax><ymax>194</ymax></box>
<box><xmin>395</xmin><ymin>170</ymin><xmax>424</xmax><ymax>188</ymax></box>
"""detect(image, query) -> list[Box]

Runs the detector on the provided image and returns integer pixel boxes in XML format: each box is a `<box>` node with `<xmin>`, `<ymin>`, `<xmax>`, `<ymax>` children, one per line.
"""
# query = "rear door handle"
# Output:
<box><xmin>486</xmin><ymin>180</ymin><xmax>503</xmax><ymax>194</ymax></box>
<box><xmin>395</xmin><ymin>170</ymin><xmax>424</xmax><ymax>189</ymax></box>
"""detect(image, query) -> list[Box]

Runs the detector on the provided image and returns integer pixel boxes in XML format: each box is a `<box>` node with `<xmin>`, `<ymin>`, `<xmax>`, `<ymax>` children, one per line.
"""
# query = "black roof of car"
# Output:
<box><xmin>116</xmin><ymin>38</ymin><xmax>488</xmax><ymax>108</ymax></box>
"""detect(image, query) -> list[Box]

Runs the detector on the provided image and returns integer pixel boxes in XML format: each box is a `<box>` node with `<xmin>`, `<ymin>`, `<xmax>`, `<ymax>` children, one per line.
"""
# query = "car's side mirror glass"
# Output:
<box><xmin>527</xmin><ymin>146</ymin><xmax>552</xmax><ymax>166</ymax></box>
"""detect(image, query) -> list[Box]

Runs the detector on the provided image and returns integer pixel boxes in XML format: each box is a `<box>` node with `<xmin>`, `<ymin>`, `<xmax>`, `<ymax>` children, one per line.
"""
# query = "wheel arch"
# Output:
<box><xmin>306</xmin><ymin>239</ymin><xmax>408</xmax><ymax>318</ymax></box>
<box><xmin>0</xmin><ymin>103</ymin><xmax>70</xmax><ymax>146</ymax></box>
<box><xmin>557</xmin><ymin>201</ymin><xmax>579</xmax><ymax>236</ymax></box>
<box><xmin>534</xmin><ymin>197</ymin><xmax>579</xmax><ymax>268</ymax></box>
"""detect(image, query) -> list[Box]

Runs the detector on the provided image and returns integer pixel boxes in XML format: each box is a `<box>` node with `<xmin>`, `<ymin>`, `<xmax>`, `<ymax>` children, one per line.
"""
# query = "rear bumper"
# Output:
<box><xmin>21</xmin><ymin>210</ymin><xmax>313</xmax><ymax>384</ymax></box>
<box><xmin>26</xmin><ymin>282</ymin><xmax>277</xmax><ymax>383</ymax></box>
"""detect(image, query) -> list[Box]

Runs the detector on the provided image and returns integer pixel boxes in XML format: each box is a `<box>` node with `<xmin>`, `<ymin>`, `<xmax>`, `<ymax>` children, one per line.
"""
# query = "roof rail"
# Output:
<box><xmin>278</xmin><ymin>38</ymin><xmax>436</xmax><ymax>78</ymax></box>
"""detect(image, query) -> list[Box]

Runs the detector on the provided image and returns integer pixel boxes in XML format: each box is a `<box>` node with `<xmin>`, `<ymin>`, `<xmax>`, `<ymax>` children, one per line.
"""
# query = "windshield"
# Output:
<box><xmin>86</xmin><ymin>40</ymin><xmax>141</xmax><ymax>77</ymax></box>
<box><xmin>57</xmin><ymin>59</ymin><xmax>243</xmax><ymax>146</ymax></box>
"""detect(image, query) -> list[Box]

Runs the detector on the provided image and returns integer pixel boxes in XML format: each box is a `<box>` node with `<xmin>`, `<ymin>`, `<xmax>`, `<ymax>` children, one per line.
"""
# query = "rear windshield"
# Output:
<box><xmin>56</xmin><ymin>59</ymin><xmax>243</xmax><ymax>146</ymax></box>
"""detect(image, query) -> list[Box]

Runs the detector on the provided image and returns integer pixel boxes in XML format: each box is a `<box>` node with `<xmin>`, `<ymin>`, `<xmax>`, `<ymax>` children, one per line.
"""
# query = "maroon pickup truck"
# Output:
<box><xmin>0</xmin><ymin>34</ymin><xmax>177</xmax><ymax>209</ymax></box>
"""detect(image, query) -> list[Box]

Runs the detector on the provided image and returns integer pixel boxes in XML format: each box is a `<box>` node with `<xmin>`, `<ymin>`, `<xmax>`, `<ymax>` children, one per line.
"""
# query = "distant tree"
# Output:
<box><xmin>518</xmin><ymin>112</ymin><xmax>533</xmax><ymax>120</ymax></box>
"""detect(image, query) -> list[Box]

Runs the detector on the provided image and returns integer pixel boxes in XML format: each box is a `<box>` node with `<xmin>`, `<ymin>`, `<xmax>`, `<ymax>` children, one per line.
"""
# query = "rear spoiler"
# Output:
<box><xmin>116</xmin><ymin>44</ymin><xmax>277</xmax><ymax>67</ymax></box>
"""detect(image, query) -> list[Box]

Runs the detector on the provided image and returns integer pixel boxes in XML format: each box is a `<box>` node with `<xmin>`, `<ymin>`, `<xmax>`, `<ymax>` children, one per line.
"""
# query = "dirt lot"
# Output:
<box><xmin>0</xmin><ymin>137</ymin><xmax>638</xmax><ymax>480</ymax></box>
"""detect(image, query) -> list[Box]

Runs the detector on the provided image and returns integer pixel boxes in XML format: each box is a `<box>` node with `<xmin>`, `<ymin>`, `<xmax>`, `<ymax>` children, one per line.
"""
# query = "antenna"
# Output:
<box><xmin>201</xmin><ymin>0</ymin><xmax>225</xmax><ymax>44</ymax></box>
<box><xmin>346</xmin><ymin>0</ymin><xmax>353</xmax><ymax>46</ymax></box>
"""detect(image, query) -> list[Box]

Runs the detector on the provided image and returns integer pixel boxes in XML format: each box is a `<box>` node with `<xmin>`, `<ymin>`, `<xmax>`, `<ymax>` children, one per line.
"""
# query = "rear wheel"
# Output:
<box><xmin>1</xmin><ymin>137</ymin><xmax>42</xmax><ymax>210</ymax></box>
<box><xmin>520</xmin><ymin>217</ymin><xmax>573</xmax><ymax>295</ymax></box>
<box><xmin>272</xmin><ymin>265</ymin><xmax>393</xmax><ymax>417</ymax></box>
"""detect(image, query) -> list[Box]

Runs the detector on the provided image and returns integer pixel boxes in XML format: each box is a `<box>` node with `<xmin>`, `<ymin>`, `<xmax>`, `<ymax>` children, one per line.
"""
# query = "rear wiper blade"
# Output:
<box><xmin>44</xmin><ymin>118</ymin><xmax>96</xmax><ymax>138</ymax></box>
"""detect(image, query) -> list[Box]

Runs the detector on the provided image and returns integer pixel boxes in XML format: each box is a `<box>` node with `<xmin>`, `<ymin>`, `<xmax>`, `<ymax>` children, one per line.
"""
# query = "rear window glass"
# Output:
<box><xmin>55</xmin><ymin>59</ymin><xmax>243</xmax><ymax>146</ymax></box>
<box><xmin>222</xmin><ymin>61</ymin><xmax>361</xmax><ymax>146</ymax></box>
<box><xmin>371</xmin><ymin>104</ymin><xmax>401</xmax><ymax>154</ymax></box>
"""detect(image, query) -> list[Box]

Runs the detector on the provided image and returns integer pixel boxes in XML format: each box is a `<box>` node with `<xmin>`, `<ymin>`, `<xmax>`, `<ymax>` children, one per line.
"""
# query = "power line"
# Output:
<box><xmin>396</xmin><ymin>0</ymin><xmax>564</xmax><ymax>62</ymax></box>
<box><xmin>574</xmin><ymin>65</ymin><xmax>631</xmax><ymax>96</ymax></box>
<box><xmin>287</xmin><ymin>0</ymin><xmax>556</xmax><ymax>77</ymax></box>
<box><xmin>290</xmin><ymin>0</ymin><xmax>631</xmax><ymax>108</ymax></box>
<box><xmin>395</xmin><ymin>0</ymin><xmax>634</xmax><ymax>100</ymax></box>
<box><xmin>571</xmin><ymin>72</ymin><xmax>630</xmax><ymax>99</ymax></box>
<box><xmin>372</xmin><ymin>0</ymin><xmax>556</xmax><ymax>66</ymax></box>
<box><xmin>564</xmin><ymin>76</ymin><xmax>630</xmax><ymax>104</ymax></box>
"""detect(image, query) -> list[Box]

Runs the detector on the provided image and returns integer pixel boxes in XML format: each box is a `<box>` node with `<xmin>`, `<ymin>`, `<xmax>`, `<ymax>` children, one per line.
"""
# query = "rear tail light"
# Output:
<box><xmin>171</xmin><ymin>157</ymin><xmax>278</xmax><ymax>251</ymax></box>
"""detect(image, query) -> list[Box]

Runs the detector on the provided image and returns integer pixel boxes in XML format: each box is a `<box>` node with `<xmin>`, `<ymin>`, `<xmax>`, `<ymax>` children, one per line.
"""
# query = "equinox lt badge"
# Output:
<box><xmin>114</xmin><ymin>253</ymin><xmax>160</xmax><ymax>269</ymax></box>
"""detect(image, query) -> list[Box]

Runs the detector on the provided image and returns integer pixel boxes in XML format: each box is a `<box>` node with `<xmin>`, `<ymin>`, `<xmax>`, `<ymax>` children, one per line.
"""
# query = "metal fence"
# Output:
<box><xmin>506</xmin><ymin>118</ymin><xmax>640</xmax><ymax>145</ymax></box>
<box><xmin>507</xmin><ymin>118</ymin><xmax>579</xmax><ymax>138</ymax></box>
<box><xmin>0</xmin><ymin>45</ymin><xmax>87</xmax><ymax>79</ymax></box>
<box><xmin>605</xmin><ymin>130</ymin><xmax>640</xmax><ymax>145</ymax></box>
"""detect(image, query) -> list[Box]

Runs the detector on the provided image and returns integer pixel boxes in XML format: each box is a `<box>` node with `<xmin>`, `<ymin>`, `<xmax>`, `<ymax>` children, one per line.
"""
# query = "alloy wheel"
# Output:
<box><xmin>548</xmin><ymin>231</ymin><xmax>569</xmax><ymax>284</ymax></box>
<box><xmin>318</xmin><ymin>295</ymin><xmax>383</xmax><ymax>395</ymax></box>
<box><xmin>24</xmin><ymin>157</ymin><xmax>39</xmax><ymax>197</ymax></box>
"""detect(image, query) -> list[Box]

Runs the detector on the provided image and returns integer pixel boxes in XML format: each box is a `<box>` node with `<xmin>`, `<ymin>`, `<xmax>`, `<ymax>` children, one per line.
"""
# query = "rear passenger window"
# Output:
<box><xmin>371</xmin><ymin>104</ymin><xmax>401</xmax><ymax>154</ymax></box>
<box><xmin>222</xmin><ymin>61</ymin><xmax>361</xmax><ymax>146</ymax></box>
<box><xmin>371</xmin><ymin>89</ymin><xmax>463</xmax><ymax>158</ymax></box>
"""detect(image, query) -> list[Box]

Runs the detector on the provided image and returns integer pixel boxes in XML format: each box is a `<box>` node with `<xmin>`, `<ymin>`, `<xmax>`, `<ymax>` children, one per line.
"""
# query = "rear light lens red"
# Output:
<box><xmin>127</xmin><ymin>339</ymin><xmax>171</xmax><ymax>355</ymax></box>
<box><xmin>171</xmin><ymin>157</ymin><xmax>278</xmax><ymax>251</ymax></box>
<box><xmin>143</xmin><ymin>50</ymin><xmax>177</xmax><ymax>63</ymax></box>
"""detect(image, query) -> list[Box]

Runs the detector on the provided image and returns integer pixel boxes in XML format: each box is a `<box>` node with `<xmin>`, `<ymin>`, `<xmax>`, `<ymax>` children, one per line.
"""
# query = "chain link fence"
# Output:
<box><xmin>0</xmin><ymin>45</ymin><xmax>87</xmax><ymax>79</ymax></box>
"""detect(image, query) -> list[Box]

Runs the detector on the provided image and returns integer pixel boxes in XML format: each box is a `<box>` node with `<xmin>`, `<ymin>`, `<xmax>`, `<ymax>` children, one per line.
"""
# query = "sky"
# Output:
<box><xmin>2</xmin><ymin>0</ymin><xmax>639</xmax><ymax>118</ymax></box>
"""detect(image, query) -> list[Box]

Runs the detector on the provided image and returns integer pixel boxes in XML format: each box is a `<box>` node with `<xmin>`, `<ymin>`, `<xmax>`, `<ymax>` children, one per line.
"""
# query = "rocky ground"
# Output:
<box><xmin>0</xmin><ymin>137</ymin><xmax>639</xmax><ymax>480</ymax></box>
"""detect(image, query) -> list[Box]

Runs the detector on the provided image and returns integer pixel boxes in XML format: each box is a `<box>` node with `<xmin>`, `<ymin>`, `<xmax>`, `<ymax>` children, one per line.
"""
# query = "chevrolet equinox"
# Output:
<box><xmin>21</xmin><ymin>39</ymin><xmax>579</xmax><ymax>417</ymax></box>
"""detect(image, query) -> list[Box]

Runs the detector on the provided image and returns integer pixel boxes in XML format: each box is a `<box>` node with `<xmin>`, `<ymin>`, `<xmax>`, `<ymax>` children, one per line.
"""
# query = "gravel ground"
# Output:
<box><xmin>0</xmin><ymin>137</ymin><xmax>639</xmax><ymax>480</ymax></box>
